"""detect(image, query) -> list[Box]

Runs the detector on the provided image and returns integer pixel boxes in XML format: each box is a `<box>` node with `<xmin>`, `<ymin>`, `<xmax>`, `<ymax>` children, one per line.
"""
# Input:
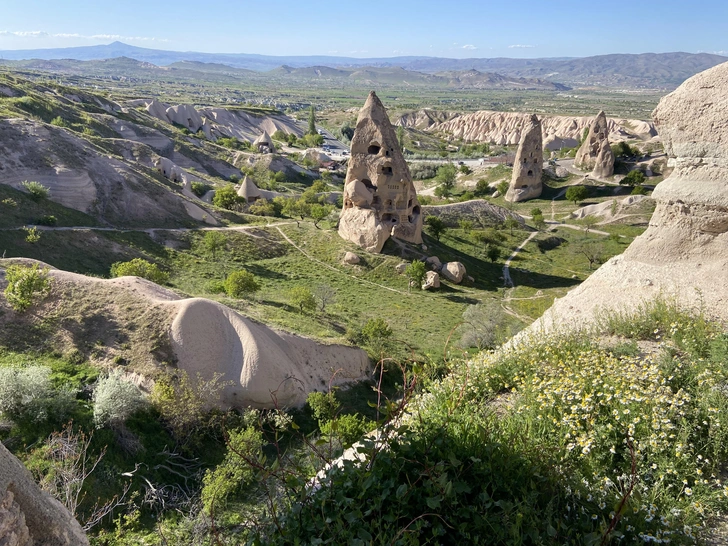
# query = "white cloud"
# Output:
<box><xmin>462</xmin><ymin>44</ymin><xmax>477</xmax><ymax>50</ymax></box>
<box><xmin>508</xmin><ymin>44</ymin><xmax>535</xmax><ymax>49</ymax></box>
<box><xmin>0</xmin><ymin>30</ymin><xmax>168</xmax><ymax>43</ymax></box>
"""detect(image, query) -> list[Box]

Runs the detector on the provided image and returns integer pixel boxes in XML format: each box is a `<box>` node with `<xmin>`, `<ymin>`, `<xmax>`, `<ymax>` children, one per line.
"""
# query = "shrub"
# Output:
<box><xmin>212</xmin><ymin>185</ymin><xmax>242</xmax><ymax>210</ymax></box>
<box><xmin>0</xmin><ymin>366</ymin><xmax>75</xmax><ymax>423</ymax></box>
<box><xmin>201</xmin><ymin>230</ymin><xmax>226</xmax><ymax>258</ymax></box>
<box><xmin>2</xmin><ymin>198</ymin><xmax>17</xmax><ymax>207</ymax></box>
<box><xmin>248</xmin><ymin>198</ymin><xmax>277</xmax><ymax>217</ymax></box>
<box><xmin>621</xmin><ymin>170</ymin><xmax>646</xmax><ymax>186</ymax></box>
<box><xmin>405</xmin><ymin>260</ymin><xmax>426</xmax><ymax>291</ymax></box>
<box><xmin>424</xmin><ymin>216</ymin><xmax>445</xmax><ymax>240</ymax></box>
<box><xmin>223</xmin><ymin>270</ymin><xmax>260</xmax><ymax>298</ymax></box>
<box><xmin>320</xmin><ymin>414</ymin><xmax>373</xmax><ymax>448</ymax></box>
<box><xmin>190</xmin><ymin>181</ymin><xmax>211</xmax><ymax>197</ymax></box>
<box><xmin>3</xmin><ymin>263</ymin><xmax>52</xmax><ymax>312</ymax></box>
<box><xmin>458</xmin><ymin>303</ymin><xmax>507</xmax><ymax>349</ymax></box>
<box><xmin>21</xmin><ymin>180</ymin><xmax>50</xmax><ymax>201</ymax></box>
<box><xmin>35</xmin><ymin>215</ymin><xmax>57</xmax><ymax>226</ymax></box>
<box><xmin>50</xmin><ymin>116</ymin><xmax>68</xmax><ymax>127</ymax></box>
<box><xmin>631</xmin><ymin>185</ymin><xmax>648</xmax><ymax>195</ymax></box>
<box><xmin>110</xmin><ymin>258</ymin><xmax>168</xmax><ymax>284</ymax></box>
<box><xmin>92</xmin><ymin>370</ymin><xmax>147</xmax><ymax>428</ymax></box>
<box><xmin>307</xmin><ymin>391</ymin><xmax>339</xmax><ymax>424</ymax></box>
<box><xmin>23</xmin><ymin>226</ymin><xmax>41</xmax><ymax>243</ymax></box>
<box><xmin>485</xmin><ymin>244</ymin><xmax>502</xmax><ymax>263</ymax></box>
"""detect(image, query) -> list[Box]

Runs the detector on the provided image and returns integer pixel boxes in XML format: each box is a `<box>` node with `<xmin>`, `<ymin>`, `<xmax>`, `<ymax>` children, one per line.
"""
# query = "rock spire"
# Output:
<box><xmin>506</xmin><ymin>114</ymin><xmax>543</xmax><ymax>202</ymax></box>
<box><xmin>575</xmin><ymin>111</ymin><xmax>615</xmax><ymax>178</ymax></box>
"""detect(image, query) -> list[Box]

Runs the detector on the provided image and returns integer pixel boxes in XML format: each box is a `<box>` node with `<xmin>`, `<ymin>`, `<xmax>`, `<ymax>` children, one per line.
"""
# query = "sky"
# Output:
<box><xmin>0</xmin><ymin>0</ymin><xmax>726</xmax><ymax>59</ymax></box>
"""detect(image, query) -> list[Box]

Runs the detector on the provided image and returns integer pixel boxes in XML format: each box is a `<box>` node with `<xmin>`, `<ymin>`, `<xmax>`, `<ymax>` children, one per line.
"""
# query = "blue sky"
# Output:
<box><xmin>0</xmin><ymin>0</ymin><xmax>726</xmax><ymax>58</ymax></box>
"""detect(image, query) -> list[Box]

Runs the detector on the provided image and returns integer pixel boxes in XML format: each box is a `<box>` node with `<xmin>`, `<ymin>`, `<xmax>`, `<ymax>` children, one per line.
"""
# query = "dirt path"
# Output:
<box><xmin>502</xmin><ymin>231</ymin><xmax>539</xmax><ymax>288</ymax></box>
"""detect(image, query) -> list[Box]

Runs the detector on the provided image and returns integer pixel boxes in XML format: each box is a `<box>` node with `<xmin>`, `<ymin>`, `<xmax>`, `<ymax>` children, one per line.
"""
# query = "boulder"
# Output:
<box><xmin>0</xmin><ymin>442</ymin><xmax>89</xmax><ymax>545</ymax></box>
<box><xmin>506</xmin><ymin>114</ymin><xmax>543</xmax><ymax>202</ymax></box>
<box><xmin>422</xmin><ymin>271</ymin><xmax>440</xmax><ymax>290</ymax></box>
<box><xmin>339</xmin><ymin>92</ymin><xmax>423</xmax><ymax>252</ymax></box>
<box><xmin>425</xmin><ymin>256</ymin><xmax>442</xmax><ymax>270</ymax></box>
<box><xmin>343</xmin><ymin>252</ymin><xmax>360</xmax><ymax>265</ymax></box>
<box><xmin>395</xmin><ymin>263</ymin><xmax>408</xmax><ymax>274</ymax></box>
<box><xmin>441</xmin><ymin>262</ymin><xmax>467</xmax><ymax>284</ymax></box>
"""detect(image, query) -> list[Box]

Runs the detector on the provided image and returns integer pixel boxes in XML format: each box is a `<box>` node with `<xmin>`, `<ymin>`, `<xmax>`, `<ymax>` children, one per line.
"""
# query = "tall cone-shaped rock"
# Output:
<box><xmin>575</xmin><ymin>111</ymin><xmax>615</xmax><ymax>178</ymax></box>
<box><xmin>339</xmin><ymin>91</ymin><xmax>423</xmax><ymax>252</ymax></box>
<box><xmin>506</xmin><ymin>114</ymin><xmax>543</xmax><ymax>202</ymax></box>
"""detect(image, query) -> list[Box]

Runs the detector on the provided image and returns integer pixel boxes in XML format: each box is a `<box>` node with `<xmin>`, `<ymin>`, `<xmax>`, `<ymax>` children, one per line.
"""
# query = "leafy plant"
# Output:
<box><xmin>0</xmin><ymin>365</ymin><xmax>75</xmax><ymax>422</ymax></box>
<box><xmin>21</xmin><ymin>180</ymin><xmax>50</xmax><ymax>201</ymax></box>
<box><xmin>110</xmin><ymin>258</ymin><xmax>169</xmax><ymax>284</ymax></box>
<box><xmin>93</xmin><ymin>370</ymin><xmax>147</xmax><ymax>429</ymax></box>
<box><xmin>223</xmin><ymin>270</ymin><xmax>260</xmax><ymax>298</ymax></box>
<box><xmin>3</xmin><ymin>263</ymin><xmax>52</xmax><ymax>312</ymax></box>
<box><xmin>287</xmin><ymin>285</ymin><xmax>316</xmax><ymax>314</ymax></box>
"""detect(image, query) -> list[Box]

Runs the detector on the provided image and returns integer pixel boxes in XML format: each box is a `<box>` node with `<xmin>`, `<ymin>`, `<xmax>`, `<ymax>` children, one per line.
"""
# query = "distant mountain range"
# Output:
<box><xmin>0</xmin><ymin>41</ymin><xmax>725</xmax><ymax>89</ymax></box>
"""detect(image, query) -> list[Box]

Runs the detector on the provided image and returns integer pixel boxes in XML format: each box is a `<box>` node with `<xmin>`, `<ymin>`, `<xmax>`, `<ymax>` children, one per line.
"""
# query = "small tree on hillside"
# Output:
<box><xmin>485</xmin><ymin>244</ymin><xmax>502</xmax><ymax>263</ymax></box>
<box><xmin>405</xmin><ymin>260</ymin><xmax>426</xmax><ymax>292</ymax></box>
<box><xmin>313</xmin><ymin>284</ymin><xmax>337</xmax><ymax>313</ymax></box>
<box><xmin>496</xmin><ymin>180</ymin><xmax>510</xmax><ymax>196</ymax></box>
<box><xmin>434</xmin><ymin>164</ymin><xmax>457</xmax><ymax>198</ymax></box>
<box><xmin>202</xmin><ymin>231</ymin><xmax>227</xmax><ymax>259</ymax></box>
<box><xmin>504</xmin><ymin>217</ymin><xmax>520</xmax><ymax>236</ymax></box>
<box><xmin>213</xmin><ymin>185</ymin><xmax>242</xmax><ymax>210</ymax></box>
<box><xmin>288</xmin><ymin>286</ymin><xmax>316</xmax><ymax>314</ymax></box>
<box><xmin>110</xmin><ymin>259</ymin><xmax>169</xmax><ymax>285</ymax></box>
<box><xmin>621</xmin><ymin>170</ymin><xmax>646</xmax><ymax>186</ymax></box>
<box><xmin>579</xmin><ymin>215</ymin><xmax>599</xmax><ymax>234</ymax></box>
<box><xmin>425</xmin><ymin>216</ymin><xmax>446</xmax><ymax>241</ymax></box>
<box><xmin>21</xmin><ymin>180</ymin><xmax>50</xmax><ymax>201</ymax></box>
<box><xmin>565</xmin><ymin>186</ymin><xmax>589</xmax><ymax>205</ymax></box>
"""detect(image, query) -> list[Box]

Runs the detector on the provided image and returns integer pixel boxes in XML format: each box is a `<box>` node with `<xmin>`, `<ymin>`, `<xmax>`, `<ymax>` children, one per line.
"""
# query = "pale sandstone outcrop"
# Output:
<box><xmin>343</xmin><ymin>252</ymin><xmax>360</xmax><ymax>264</ymax></box>
<box><xmin>506</xmin><ymin>114</ymin><xmax>543</xmax><ymax>202</ymax></box>
<box><xmin>575</xmin><ymin>111</ymin><xmax>615</xmax><ymax>178</ymax></box>
<box><xmin>421</xmin><ymin>110</ymin><xmax>656</xmax><ymax>146</ymax></box>
<box><xmin>237</xmin><ymin>176</ymin><xmax>262</xmax><ymax>203</ymax></box>
<box><xmin>339</xmin><ymin>92</ymin><xmax>423</xmax><ymax>253</ymax></box>
<box><xmin>253</xmin><ymin>131</ymin><xmax>275</xmax><ymax>153</ymax></box>
<box><xmin>525</xmin><ymin>62</ymin><xmax>728</xmax><ymax>334</ymax></box>
<box><xmin>166</xmin><ymin>104</ymin><xmax>204</xmax><ymax>133</ymax></box>
<box><xmin>0</xmin><ymin>443</ymin><xmax>88</xmax><ymax>546</ymax></box>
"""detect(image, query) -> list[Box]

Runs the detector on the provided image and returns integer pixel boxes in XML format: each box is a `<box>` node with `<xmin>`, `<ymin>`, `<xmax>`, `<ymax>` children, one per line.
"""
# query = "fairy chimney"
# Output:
<box><xmin>338</xmin><ymin>91</ymin><xmax>423</xmax><ymax>253</ymax></box>
<box><xmin>575</xmin><ymin>111</ymin><xmax>615</xmax><ymax>178</ymax></box>
<box><xmin>506</xmin><ymin>114</ymin><xmax>543</xmax><ymax>202</ymax></box>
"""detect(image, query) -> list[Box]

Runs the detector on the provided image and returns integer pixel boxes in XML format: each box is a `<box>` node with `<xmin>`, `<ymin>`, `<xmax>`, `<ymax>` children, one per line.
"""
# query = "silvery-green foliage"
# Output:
<box><xmin>93</xmin><ymin>370</ymin><xmax>147</xmax><ymax>428</ymax></box>
<box><xmin>0</xmin><ymin>366</ymin><xmax>75</xmax><ymax>422</ymax></box>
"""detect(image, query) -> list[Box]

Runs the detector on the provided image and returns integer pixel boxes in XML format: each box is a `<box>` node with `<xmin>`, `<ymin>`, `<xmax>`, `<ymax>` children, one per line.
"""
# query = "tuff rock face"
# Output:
<box><xmin>339</xmin><ymin>92</ymin><xmax>423</xmax><ymax>253</ymax></box>
<box><xmin>0</xmin><ymin>442</ymin><xmax>89</xmax><ymax>546</ymax></box>
<box><xmin>524</xmin><ymin>62</ymin><xmax>728</xmax><ymax>334</ymax></box>
<box><xmin>506</xmin><ymin>114</ymin><xmax>543</xmax><ymax>202</ymax></box>
<box><xmin>575</xmin><ymin>111</ymin><xmax>615</xmax><ymax>178</ymax></box>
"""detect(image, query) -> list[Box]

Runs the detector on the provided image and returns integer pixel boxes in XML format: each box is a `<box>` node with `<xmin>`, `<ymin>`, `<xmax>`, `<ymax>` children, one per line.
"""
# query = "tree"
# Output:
<box><xmin>310</xmin><ymin>204</ymin><xmax>330</xmax><ymax>228</ymax></box>
<box><xmin>458</xmin><ymin>303</ymin><xmax>507</xmax><ymax>349</ymax></box>
<box><xmin>396</xmin><ymin>125</ymin><xmax>406</xmax><ymax>151</ymax></box>
<box><xmin>571</xmin><ymin>239</ymin><xmax>605</xmax><ymax>270</ymax></box>
<box><xmin>313</xmin><ymin>284</ymin><xmax>337</xmax><ymax>313</ymax></box>
<box><xmin>459</xmin><ymin>219</ymin><xmax>474</xmax><ymax>233</ymax></box>
<box><xmin>288</xmin><ymin>285</ymin><xmax>316</xmax><ymax>314</ymax></box>
<box><xmin>362</xmin><ymin>318</ymin><xmax>393</xmax><ymax>355</ymax></box>
<box><xmin>621</xmin><ymin>170</ymin><xmax>646</xmax><ymax>186</ymax></box>
<box><xmin>202</xmin><ymin>231</ymin><xmax>226</xmax><ymax>258</ymax></box>
<box><xmin>213</xmin><ymin>185</ymin><xmax>242</xmax><ymax>210</ymax></box>
<box><xmin>485</xmin><ymin>244</ymin><xmax>502</xmax><ymax>263</ymax></box>
<box><xmin>404</xmin><ymin>260</ymin><xmax>426</xmax><ymax>292</ymax></box>
<box><xmin>579</xmin><ymin>214</ymin><xmax>599</xmax><ymax>234</ymax></box>
<box><xmin>565</xmin><ymin>186</ymin><xmax>589</xmax><ymax>205</ymax></box>
<box><xmin>532</xmin><ymin>213</ymin><xmax>546</xmax><ymax>231</ymax></box>
<box><xmin>224</xmin><ymin>270</ymin><xmax>260</xmax><ymax>298</ymax></box>
<box><xmin>504</xmin><ymin>217</ymin><xmax>520</xmax><ymax>235</ymax></box>
<box><xmin>425</xmin><ymin>216</ymin><xmax>446</xmax><ymax>241</ymax></box>
<box><xmin>110</xmin><ymin>258</ymin><xmax>169</xmax><ymax>284</ymax></box>
<box><xmin>530</xmin><ymin>207</ymin><xmax>543</xmax><ymax>217</ymax></box>
<box><xmin>308</xmin><ymin>105</ymin><xmax>317</xmax><ymax>136</ymax></box>
<box><xmin>3</xmin><ymin>263</ymin><xmax>52</xmax><ymax>312</ymax></box>
<box><xmin>434</xmin><ymin>164</ymin><xmax>457</xmax><ymax>198</ymax></box>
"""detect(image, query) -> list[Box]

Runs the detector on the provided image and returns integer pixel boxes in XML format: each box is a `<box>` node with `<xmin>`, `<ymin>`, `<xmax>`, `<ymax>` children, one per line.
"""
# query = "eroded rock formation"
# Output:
<box><xmin>506</xmin><ymin>114</ymin><xmax>543</xmax><ymax>202</ymax></box>
<box><xmin>339</xmin><ymin>92</ymin><xmax>423</xmax><ymax>253</ymax></box>
<box><xmin>525</xmin><ymin>62</ymin><xmax>728</xmax><ymax>333</ymax></box>
<box><xmin>0</xmin><ymin>442</ymin><xmax>89</xmax><ymax>546</ymax></box>
<box><xmin>575</xmin><ymin>111</ymin><xmax>615</xmax><ymax>178</ymax></box>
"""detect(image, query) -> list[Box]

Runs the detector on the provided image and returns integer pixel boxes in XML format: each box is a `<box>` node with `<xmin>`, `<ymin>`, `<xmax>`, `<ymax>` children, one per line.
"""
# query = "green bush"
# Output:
<box><xmin>621</xmin><ymin>170</ymin><xmax>646</xmax><ymax>186</ymax></box>
<box><xmin>50</xmin><ymin>116</ymin><xmax>68</xmax><ymax>127</ymax></box>
<box><xmin>565</xmin><ymin>185</ymin><xmax>588</xmax><ymax>205</ymax></box>
<box><xmin>110</xmin><ymin>258</ymin><xmax>169</xmax><ymax>284</ymax></box>
<box><xmin>307</xmin><ymin>391</ymin><xmax>339</xmax><ymax>424</ymax></box>
<box><xmin>92</xmin><ymin>370</ymin><xmax>147</xmax><ymax>428</ymax></box>
<box><xmin>0</xmin><ymin>366</ymin><xmax>75</xmax><ymax>423</ymax></box>
<box><xmin>35</xmin><ymin>215</ymin><xmax>57</xmax><ymax>226</ymax></box>
<box><xmin>190</xmin><ymin>181</ymin><xmax>211</xmax><ymax>197</ymax></box>
<box><xmin>223</xmin><ymin>270</ymin><xmax>260</xmax><ymax>298</ymax></box>
<box><xmin>631</xmin><ymin>184</ymin><xmax>649</xmax><ymax>195</ymax></box>
<box><xmin>21</xmin><ymin>180</ymin><xmax>50</xmax><ymax>201</ymax></box>
<box><xmin>3</xmin><ymin>263</ymin><xmax>52</xmax><ymax>312</ymax></box>
<box><xmin>320</xmin><ymin>414</ymin><xmax>373</xmax><ymax>448</ymax></box>
<box><xmin>287</xmin><ymin>285</ymin><xmax>316</xmax><ymax>314</ymax></box>
<box><xmin>212</xmin><ymin>185</ymin><xmax>242</xmax><ymax>210</ymax></box>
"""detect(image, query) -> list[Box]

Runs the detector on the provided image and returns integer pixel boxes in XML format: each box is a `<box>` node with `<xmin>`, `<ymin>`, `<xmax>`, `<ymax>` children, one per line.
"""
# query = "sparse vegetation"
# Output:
<box><xmin>110</xmin><ymin>258</ymin><xmax>169</xmax><ymax>284</ymax></box>
<box><xmin>3</xmin><ymin>263</ymin><xmax>52</xmax><ymax>312</ymax></box>
<box><xmin>21</xmin><ymin>180</ymin><xmax>50</xmax><ymax>201</ymax></box>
